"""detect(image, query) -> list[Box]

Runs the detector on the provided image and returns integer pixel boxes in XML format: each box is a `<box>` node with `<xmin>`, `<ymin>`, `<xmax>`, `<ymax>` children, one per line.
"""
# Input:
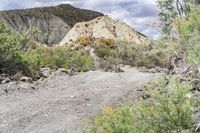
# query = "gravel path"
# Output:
<box><xmin>0</xmin><ymin>68</ymin><xmax>158</xmax><ymax>133</ymax></box>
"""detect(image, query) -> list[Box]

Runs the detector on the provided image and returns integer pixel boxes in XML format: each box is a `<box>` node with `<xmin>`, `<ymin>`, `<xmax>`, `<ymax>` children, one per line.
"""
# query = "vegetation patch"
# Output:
<box><xmin>87</xmin><ymin>77</ymin><xmax>200</xmax><ymax>133</ymax></box>
<box><xmin>94</xmin><ymin>41</ymin><xmax>168</xmax><ymax>69</ymax></box>
<box><xmin>0</xmin><ymin>23</ymin><xmax>94</xmax><ymax>79</ymax></box>
<box><xmin>77</xmin><ymin>36</ymin><xmax>94</xmax><ymax>46</ymax></box>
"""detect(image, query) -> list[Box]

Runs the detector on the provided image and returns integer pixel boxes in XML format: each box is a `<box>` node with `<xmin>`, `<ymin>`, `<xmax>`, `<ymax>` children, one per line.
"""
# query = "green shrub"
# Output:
<box><xmin>71</xmin><ymin>52</ymin><xmax>94</xmax><ymax>72</ymax></box>
<box><xmin>0</xmin><ymin>23</ymin><xmax>94</xmax><ymax>79</ymax></box>
<box><xmin>88</xmin><ymin>77</ymin><xmax>198</xmax><ymax>133</ymax></box>
<box><xmin>94</xmin><ymin>44</ymin><xmax>115</xmax><ymax>58</ymax></box>
<box><xmin>94</xmin><ymin>42</ymin><xmax>168</xmax><ymax>69</ymax></box>
<box><xmin>175</xmin><ymin>7</ymin><xmax>200</xmax><ymax>39</ymax></box>
<box><xmin>136</xmin><ymin>51</ymin><xmax>167</xmax><ymax>68</ymax></box>
<box><xmin>21</xmin><ymin>52</ymin><xmax>42</xmax><ymax>78</ymax></box>
<box><xmin>0</xmin><ymin>23</ymin><xmax>24</xmax><ymax>74</ymax></box>
<box><xmin>20</xmin><ymin>46</ymin><xmax>94</xmax><ymax>78</ymax></box>
<box><xmin>174</xmin><ymin>6</ymin><xmax>200</xmax><ymax>68</ymax></box>
<box><xmin>187</xmin><ymin>36</ymin><xmax>200</xmax><ymax>67</ymax></box>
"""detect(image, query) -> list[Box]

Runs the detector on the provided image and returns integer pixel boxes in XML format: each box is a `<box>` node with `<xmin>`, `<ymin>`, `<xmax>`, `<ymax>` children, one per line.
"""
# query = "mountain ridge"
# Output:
<box><xmin>0</xmin><ymin>4</ymin><xmax>104</xmax><ymax>45</ymax></box>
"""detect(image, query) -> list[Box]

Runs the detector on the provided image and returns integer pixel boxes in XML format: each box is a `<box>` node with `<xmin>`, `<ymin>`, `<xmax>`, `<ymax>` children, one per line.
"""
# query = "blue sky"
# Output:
<box><xmin>0</xmin><ymin>0</ymin><xmax>161</xmax><ymax>38</ymax></box>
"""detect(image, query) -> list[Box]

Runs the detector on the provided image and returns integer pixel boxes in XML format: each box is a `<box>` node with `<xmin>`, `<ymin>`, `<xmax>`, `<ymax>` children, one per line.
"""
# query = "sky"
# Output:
<box><xmin>0</xmin><ymin>0</ymin><xmax>161</xmax><ymax>39</ymax></box>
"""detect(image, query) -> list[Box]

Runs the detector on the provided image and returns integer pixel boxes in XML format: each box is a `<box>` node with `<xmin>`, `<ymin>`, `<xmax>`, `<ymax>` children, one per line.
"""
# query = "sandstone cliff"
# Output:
<box><xmin>0</xmin><ymin>4</ymin><xmax>103</xmax><ymax>45</ymax></box>
<box><xmin>59</xmin><ymin>16</ymin><xmax>150</xmax><ymax>46</ymax></box>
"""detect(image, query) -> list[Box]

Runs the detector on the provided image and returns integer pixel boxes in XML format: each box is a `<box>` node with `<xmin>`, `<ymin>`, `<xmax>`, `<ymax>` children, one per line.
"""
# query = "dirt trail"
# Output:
<box><xmin>0</xmin><ymin>67</ymin><xmax>158</xmax><ymax>133</ymax></box>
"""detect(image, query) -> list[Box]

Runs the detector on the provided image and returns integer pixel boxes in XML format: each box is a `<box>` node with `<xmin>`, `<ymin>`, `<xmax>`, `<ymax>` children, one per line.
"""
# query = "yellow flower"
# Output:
<box><xmin>101</xmin><ymin>106</ymin><xmax>113</xmax><ymax>114</ymax></box>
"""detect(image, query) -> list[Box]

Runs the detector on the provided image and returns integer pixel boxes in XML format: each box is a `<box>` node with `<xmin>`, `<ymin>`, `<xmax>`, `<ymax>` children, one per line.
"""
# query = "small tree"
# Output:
<box><xmin>0</xmin><ymin>23</ymin><xmax>22</xmax><ymax>74</ymax></box>
<box><xmin>157</xmin><ymin>0</ymin><xmax>191</xmax><ymax>38</ymax></box>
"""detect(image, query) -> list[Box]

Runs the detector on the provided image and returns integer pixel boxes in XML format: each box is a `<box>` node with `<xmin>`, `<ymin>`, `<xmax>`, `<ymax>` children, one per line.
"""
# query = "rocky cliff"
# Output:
<box><xmin>0</xmin><ymin>4</ymin><xmax>103</xmax><ymax>45</ymax></box>
<box><xmin>59</xmin><ymin>16</ymin><xmax>150</xmax><ymax>46</ymax></box>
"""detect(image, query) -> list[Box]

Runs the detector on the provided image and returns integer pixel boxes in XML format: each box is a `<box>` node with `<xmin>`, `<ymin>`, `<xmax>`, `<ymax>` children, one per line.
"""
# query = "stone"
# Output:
<box><xmin>4</xmin><ymin>89</ymin><xmax>8</xmax><ymax>93</ymax></box>
<box><xmin>40</xmin><ymin>68</ymin><xmax>51</xmax><ymax>78</ymax></box>
<box><xmin>57</xmin><ymin>68</ymin><xmax>68</xmax><ymax>74</ymax></box>
<box><xmin>68</xmin><ymin>68</ymin><xmax>78</xmax><ymax>76</ymax></box>
<box><xmin>2</xmin><ymin>78</ymin><xmax>11</xmax><ymax>84</ymax></box>
<box><xmin>20</xmin><ymin>76</ymin><xmax>33</xmax><ymax>83</ymax></box>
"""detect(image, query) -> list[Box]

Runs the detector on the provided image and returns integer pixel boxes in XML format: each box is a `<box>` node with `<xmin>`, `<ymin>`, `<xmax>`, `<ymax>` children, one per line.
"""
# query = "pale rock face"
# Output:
<box><xmin>59</xmin><ymin>16</ymin><xmax>151</xmax><ymax>46</ymax></box>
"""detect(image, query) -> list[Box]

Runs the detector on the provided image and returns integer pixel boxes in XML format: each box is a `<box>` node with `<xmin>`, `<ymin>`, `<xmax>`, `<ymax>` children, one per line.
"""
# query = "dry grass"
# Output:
<box><xmin>96</xmin><ymin>38</ymin><xmax>114</xmax><ymax>46</ymax></box>
<box><xmin>77</xmin><ymin>36</ymin><xmax>94</xmax><ymax>46</ymax></box>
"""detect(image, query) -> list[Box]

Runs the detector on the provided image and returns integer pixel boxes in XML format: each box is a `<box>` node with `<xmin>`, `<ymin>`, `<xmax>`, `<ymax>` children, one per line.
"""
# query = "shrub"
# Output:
<box><xmin>20</xmin><ymin>46</ymin><xmax>94</xmax><ymax>79</ymax></box>
<box><xmin>0</xmin><ymin>23</ymin><xmax>23</xmax><ymax>74</ymax></box>
<box><xmin>136</xmin><ymin>51</ymin><xmax>167</xmax><ymax>68</ymax></box>
<box><xmin>0</xmin><ymin>23</ymin><xmax>94</xmax><ymax>79</ymax></box>
<box><xmin>175</xmin><ymin>7</ymin><xmax>200</xmax><ymax>39</ymax></box>
<box><xmin>187</xmin><ymin>39</ymin><xmax>200</xmax><ymax>67</ymax></box>
<box><xmin>94</xmin><ymin>44</ymin><xmax>114</xmax><ymax>58</ymax></box>
<box><xmin>77</xmin><ymin>36</ymin><xmax>93</xmax><ymax>46</ymax></box>
<box><xmin>94</xmin><ymin>41</ymin><xmax>168</xmax><ymax>69</ymax></box>
<box><xmin>21</xmin><ymin>52</ymin><xmax>42</xmax><ymax>78</ymax></box>
<box><xmin>96</xmin><ymin>38</ymin><xmax>114</xmax><ymax>46</ymax></box>
<box><xmin>174</xmin><ymin>6</ymin><xmax>200</xmax><ymax>68</ymax></box>
<box><xmin>88</xmin><ymin>77</ymin><xmax>198</xmax><ymax>133</ymax></box>
<box><xmin>71</xmin><ymin>52</ymin><xmax>94</xmax><ymax>72</ymax></box>
<box><xmin>88</xmin><ymin>105</ymin><xmax>136</xmax><ymax>133</ymax></box>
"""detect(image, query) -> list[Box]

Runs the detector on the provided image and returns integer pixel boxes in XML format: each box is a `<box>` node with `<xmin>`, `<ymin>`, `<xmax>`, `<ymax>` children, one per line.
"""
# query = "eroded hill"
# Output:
<box><xmin>0</xmin><ymin>4</ymin><xmax>103</xmax><ymax>45</ymax></box>
<box><xmin>59</xmin><ymin>16</ymin><xmax>150</xmax><ymax>46</ymax></box>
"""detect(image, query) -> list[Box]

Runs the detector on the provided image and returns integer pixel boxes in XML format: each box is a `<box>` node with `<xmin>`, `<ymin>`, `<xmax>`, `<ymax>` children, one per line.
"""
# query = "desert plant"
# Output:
<box><xmin>94</xmin><ymin>41</ymin><xmax>168</xmax><ymax>69</ymax></box>
<box><xmin>20</xmin><ymin>45</ymin><xmax>94</xmax><ymax>78</ymax></box>
<box><xmin>77</xmin><ymin>36</ymin><xmax>94</xmax><ymax>46</ymax></box>
<box><xmin>187</xmin><ymin>37</ymin><xmax>200</xmax><ymax>67</ymax></box>
<box><xmin>174</xmin><ymin>6</ymin><xmax>200</xmax><ymax>68</ymax></box>
<box><xmin>136</xmin><ymin>51</ymin><xmax>167</xmax><ymax>68</ymax></box>
<box><xmin>0</xmin><ymin>23</ymin><xmax>95</xmax><ymax>79</ymax></box>
<box><xmin>71</xmin><ymin>52</ymin><xmax>94</xmax><ymax>72</ymax></box>
<box><xmin>96</xmin><ymin>38</ymin><xmax>114</xmax><ymax>46</ymax></box>
<box><xmin>0</xmin><ymin>23</ymin><xmax>24</xmax><ymax>74</ymax></box>
<box><xmin>88</xmin><ymin>77</ymin><xmax>198</xmax><ymax>133</ymax></box>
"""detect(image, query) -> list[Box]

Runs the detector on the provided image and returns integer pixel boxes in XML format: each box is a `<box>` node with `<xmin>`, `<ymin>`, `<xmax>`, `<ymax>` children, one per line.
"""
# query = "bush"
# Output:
<box><xmin>175</xmin><ymin>7</ymin><xmax>200</xmax><ymax>39</ymax></box>
<box><xmin>21</xmin><ymin>45</ymin><xmax>94</xmax><ymax>79</ymax></box>
<box><xmin>88</xmin><ymin>77</ymin><xmax>198</xmax><ymax>133</ymax></box>
<box><xmin>94</xmin><ymin>44</ymin><xmax>115</xmax><ymax>58</ymax></box>
<box><xmin>0</xmin><ymin>23</ymin><xmax>94</xmax><ymax>79</ymax></box>
<box><xmin>136</xmin><ymin>51</ymin><xmax>167</xmax><ymax>68</ymax></box>
<box><xmin>71</xmin><ymin>52</ymin><xmax>94</xmax><ymax>72</ymax></box>
<box><xmin>94</xmin><ymin>42</ymin><xmax>168</xmax><ymax>69</ymax></box>
<box><xmin>77</xmin><ymin>36</ymin><xmax>94</xmax><ymax>46</ymax></box>
<box><xmin>187</xmin><ymin>39</ymin><xmax>200</xmax><ymax>67</ymax></box>
<box><xmin>96</xmin><ymin>38</ymin><xmax>114</xmax><ymax>46</ymax></box>
<box><xmin>0</xmin><ymin>23</ymin><xmax>24</xmax><ymax>75</ymax></box>
<box><xmin>174</xmin><ymin>6</ymin><xmax>200</xmax><ymax>68</ymax></box>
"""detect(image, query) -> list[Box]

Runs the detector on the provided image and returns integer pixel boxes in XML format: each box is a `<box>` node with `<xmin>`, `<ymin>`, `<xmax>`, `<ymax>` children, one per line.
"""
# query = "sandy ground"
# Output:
<box><xmin>0</xmin><ymin>67</ymin><xmax>158</xmax><ymax>133</ymax></box>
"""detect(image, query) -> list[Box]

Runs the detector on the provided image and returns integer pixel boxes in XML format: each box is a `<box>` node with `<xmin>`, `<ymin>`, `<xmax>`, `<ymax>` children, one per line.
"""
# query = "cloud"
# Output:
<box><xmin>0</xmin><ymin>0</ymin><xmax>160</xmax><ymax>38</ymax></box>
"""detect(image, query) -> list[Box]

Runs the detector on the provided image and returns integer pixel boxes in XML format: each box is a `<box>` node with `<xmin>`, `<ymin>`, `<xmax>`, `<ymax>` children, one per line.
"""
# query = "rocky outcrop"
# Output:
<box><xmin>59</xmin><ymin>16</ymin><xmax>151</xmax><ymax>46</ymax></box>
<box><xmin>0</xmin><ymin>4</ymin><xmax>103</xmax><ymax>45</ymax></box>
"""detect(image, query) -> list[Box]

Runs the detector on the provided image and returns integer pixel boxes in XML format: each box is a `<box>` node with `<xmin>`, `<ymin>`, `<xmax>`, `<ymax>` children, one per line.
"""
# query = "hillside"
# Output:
<box><xmin>59</xmin><ymin>16</ymin><xmax>150</xmax><ymax>46</ymax></box>
<box><xmin>0</xmin><ymin>4</ymin><xmax>103</xmax><ymax>45</ymax></box>
<box><xmin>1</xmin><ymin>1</ymin><xmax>200</xmax><ymax>133</ymax></box>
